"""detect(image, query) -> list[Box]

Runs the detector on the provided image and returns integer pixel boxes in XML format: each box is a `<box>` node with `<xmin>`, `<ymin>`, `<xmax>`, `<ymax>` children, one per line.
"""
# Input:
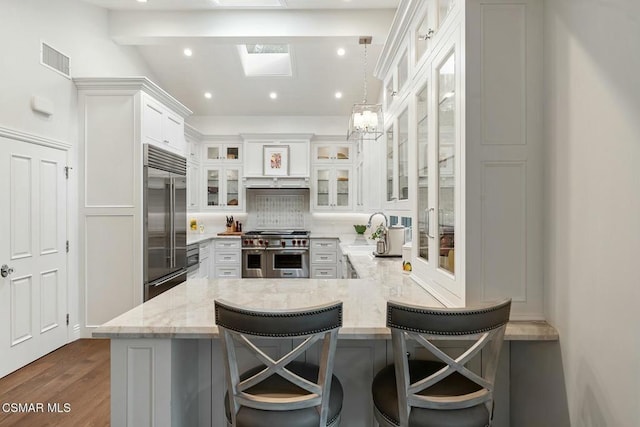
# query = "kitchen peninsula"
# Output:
<box><xmin>94</xmin><ymin>250</ymin><xmax>557</xmax><ymax>427</ymax></box>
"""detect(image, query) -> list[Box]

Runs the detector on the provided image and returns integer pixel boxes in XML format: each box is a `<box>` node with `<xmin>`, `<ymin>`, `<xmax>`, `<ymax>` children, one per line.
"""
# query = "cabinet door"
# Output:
<box><xmin>163</xmin><ymin>111</ymin><xmax>185</xmax><ymax>155</ymax></box>
<box><xmin>314</xmin><ymin>144</ymin><xmax>352</xmax><ymax>163</ymax></box>
<box><xmin>204</xmin><ymin>143</ymin><xmax>242</xmax><ymax>163</ymax></box>
<box><xmin>397</xmin><ymin>107</ymin><xmax>409</xmax><ymax>201</ymax></box>
<box><xmin>314</xmin><ymin>168</ymin><xmax>332</xmax><ymax>209</ymax></box>
<box><xmin>187</xmin><ymin>163</ymin><xmax>200</xmax><ymax>210</ymax></box>
<box><xmin>385</xmin><ymin>124</ymin><xmax>395</xmax><ymax>202</ymax></box>
<box><xmin>142</xmin><ymin>97</ymin><xmax>164</xmax><ymax>146</ymax></box>
<box><xmin>205</xmin><ymin>167</ymin><xmax>221</xmax><ymax>208</ymax></box>
<box><xmin>224</xmin><ymin>167</ymin><xmax>241</xmax><ymax>209</ymax></box>
<box><xmin>334</xmin><ymin>168</ymin><xmax>352</xmax><ymax>210</ymax></box>
<box><xmin>416</xmin><ymin>81</ymin><xmax>432</xmax><ymax>264</ymax></box>
<box><xmin>436</xmin><ymin>50</ymin><xmax>456</xmax><ymax>276</ymax></box>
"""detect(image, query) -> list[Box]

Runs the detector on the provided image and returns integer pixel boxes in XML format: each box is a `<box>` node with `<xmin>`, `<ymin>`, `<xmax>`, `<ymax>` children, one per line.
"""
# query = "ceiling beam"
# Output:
<box><xmin>109</xmin><ymin>9</ymin><xmax>395</xmax><ymax>45</ymax></box>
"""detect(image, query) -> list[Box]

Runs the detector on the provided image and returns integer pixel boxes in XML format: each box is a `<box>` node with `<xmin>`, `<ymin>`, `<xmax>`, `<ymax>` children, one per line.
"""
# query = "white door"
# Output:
<box><xmin>0</xmin><ymin>137</ymin><xmax>68</xmax><ymax>378</ymax></box>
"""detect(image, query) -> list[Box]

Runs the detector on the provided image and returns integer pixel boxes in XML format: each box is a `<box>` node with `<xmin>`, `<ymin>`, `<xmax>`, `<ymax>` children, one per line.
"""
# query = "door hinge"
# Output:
<box><xmin>64</xmin><ymin>166</ymin><xmax>72</xmax><ymax>179</ymax></box>
<box><xmin>66</xmin><ymin>240</ymin><xmax>70</xmax><ymax>253</ymax></box>
<box><xmin>66</xmin><ymin>314</ymin><xmax>69</xmax><ymax>326</ymax></box>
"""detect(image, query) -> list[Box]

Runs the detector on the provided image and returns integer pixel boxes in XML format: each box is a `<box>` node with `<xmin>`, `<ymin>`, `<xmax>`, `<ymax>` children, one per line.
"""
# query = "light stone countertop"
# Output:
<box><xmin>186</xmin><ymin>232</ymin><xmax>240</xmax><ymax>246</ymax></box>
<box><xmin>94</xmin><ymin>235</ymin><xmax>558</xmax><ymax>341</ymax></box>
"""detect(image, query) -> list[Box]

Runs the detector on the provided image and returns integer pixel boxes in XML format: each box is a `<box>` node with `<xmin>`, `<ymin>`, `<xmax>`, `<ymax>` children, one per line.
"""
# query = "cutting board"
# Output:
<box><xmin>217</xmin><ymin>231</ymin><xmax>243</xmax><ymax>236</ymax></box>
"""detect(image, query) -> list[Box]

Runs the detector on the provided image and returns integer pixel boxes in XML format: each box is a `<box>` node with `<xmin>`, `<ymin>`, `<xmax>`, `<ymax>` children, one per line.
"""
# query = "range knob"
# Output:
<box><xmin>244</xmin><ymin>240</ymin><xmax>249</xmax><ymax>245</ymax></box>
<box><xmin>281</xmin><ymin>241</ymin><xmax>286</xmax><ymax>248</ymax></box>
<box><xmin>258</xmin><ymin>239</ymin><xmax>263</xmax><ymax>245</ymax></box>
<box><xmin>265</xmin><ymin>241</ymin><xmax>269</xmax><ymax>247</ymax></box>
<box><xmin>302</xmin><ymin>240</ymin><xmax>307</xmax><ymax>246</ymax></box>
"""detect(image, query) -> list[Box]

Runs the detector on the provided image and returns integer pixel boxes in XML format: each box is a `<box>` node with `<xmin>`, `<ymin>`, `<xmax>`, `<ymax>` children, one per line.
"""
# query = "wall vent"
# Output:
<box><xmin>41</xmin><ymin>42</ymin><xmax>70</xmax><ymax>78</ymax></box>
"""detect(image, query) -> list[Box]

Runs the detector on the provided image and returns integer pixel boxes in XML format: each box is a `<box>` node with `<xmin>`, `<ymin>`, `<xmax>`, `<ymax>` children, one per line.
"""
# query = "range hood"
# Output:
<box><xmin>243</xmin><ymin>176</ymin><xmax>310</xmax><ymax>188</ymax></box>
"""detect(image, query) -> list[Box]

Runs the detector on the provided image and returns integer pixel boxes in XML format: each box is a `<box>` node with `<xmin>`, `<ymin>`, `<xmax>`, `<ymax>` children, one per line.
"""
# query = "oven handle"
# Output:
<box><xmin>265</xmin><ymin>248</ymin><xmax>309</xmax><ymax>252</ymax></box>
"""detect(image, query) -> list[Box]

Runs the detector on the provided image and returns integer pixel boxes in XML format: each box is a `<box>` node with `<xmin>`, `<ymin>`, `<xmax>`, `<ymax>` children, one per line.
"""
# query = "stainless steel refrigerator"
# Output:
<box><xmin>143</xmin><ymin>144</ymin><xmax>187</xmax><ymax>301</ymax></box>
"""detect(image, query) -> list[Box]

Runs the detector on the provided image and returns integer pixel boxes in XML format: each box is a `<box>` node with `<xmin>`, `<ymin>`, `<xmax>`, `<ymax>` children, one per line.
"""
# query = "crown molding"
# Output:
<box><xmin>73</xmin><ymin>76</ymin><xmax>193</xmax><ymax>118</ymax></box>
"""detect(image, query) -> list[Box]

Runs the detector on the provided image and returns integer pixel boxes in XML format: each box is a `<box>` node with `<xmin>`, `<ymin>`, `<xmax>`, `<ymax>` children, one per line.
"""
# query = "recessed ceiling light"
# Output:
<box><xmin>204</xmin><ymin>92</ymin><xmax>212</xmax><ymax>99</ymax></box>
<box><xmin>269</xmin><ymin>92</ymin><xmax>278</xmax><ymax>100</ymax></box>
<box><xmin>183</xmin><ymin>48</ymin><xmax>193</xmax><ymax>57</ymax></box>
<box><xmin>335</xmin><ymin>92</ymin><xmax>343</xmax><ymax>99</ymax></box>
<box><xmin>337</xmin><ymin>48</ymin><xmax>346</xmax><ymax>56</ymax></box>
<box><xmin>136</xmin><ymin>0</ymin><xmax>147</xmax><ymax>3</ymax></box>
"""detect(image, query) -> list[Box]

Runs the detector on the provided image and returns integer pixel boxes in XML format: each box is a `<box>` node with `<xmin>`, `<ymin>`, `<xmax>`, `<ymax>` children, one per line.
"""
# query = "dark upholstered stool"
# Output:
<box><xmin>371</xmin><ymin>299</ymin><xmax>511</xmax><ymax>427</ymax></box>
<box><xmin>215</xmin><ymin>300</ymin><xmax>344</xmax><ymax>427</ymax></box>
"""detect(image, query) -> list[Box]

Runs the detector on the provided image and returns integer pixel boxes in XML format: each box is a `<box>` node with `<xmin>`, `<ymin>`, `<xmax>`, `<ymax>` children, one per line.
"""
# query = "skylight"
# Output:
<box><xmin>237</xmin><ymin>44</ymin><xmax>292</xmax><ymax>77</ymax></box>
<box><xmin>212</xmin><ymin>0</ymin><xmax>283</xmax><ymax>7</ymax></box>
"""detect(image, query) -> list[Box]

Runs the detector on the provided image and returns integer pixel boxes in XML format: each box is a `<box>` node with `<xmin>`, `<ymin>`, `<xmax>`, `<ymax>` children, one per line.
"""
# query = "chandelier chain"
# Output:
<box><xmin>362</xmin><ymin>43</ymin><xmax>368</xmax><ymax>103</ymax></box>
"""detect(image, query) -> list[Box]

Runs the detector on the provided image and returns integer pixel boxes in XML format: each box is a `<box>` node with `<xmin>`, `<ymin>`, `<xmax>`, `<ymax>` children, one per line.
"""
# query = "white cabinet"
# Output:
<box><xmin>375</xmin><ymin>0</ymin><xmax>544</xmax><ymax>318</ymax></box>
<box><xmin>211</xmin><ymin>238</ymin><xmax>241</xmax><ymax>278</ymax></box>
<box><xmin>313</xmin><ymin>143</ymin><xmax>353</xmax><ymax>164</ymax></box>
<box><xmin>203</xmin><ymin>166</ymin><xmax>242</xmax><ymax>211</ymax></box>
<box><xmin>187</xmin><ymin>162</ymin><xmax>200</xmax><ymax>211</ymax></box>
<box><xmin>310</xmin><ymin>238</ymin><xmax>339</xmax><ymax>279</ymax></box>
<box><xmin>384</xmin><ymin>105</ymin><xmax>410</xmax><ymax>209</ymax></box>
<box><xmin>185</xmin><ymin>125</ymin><xmax>202</xmax><ymax>211</ymax></box>
<box><xmin>200</xmin><ymin>139</ymin><xmax>244</xmax><ymax>211</ymax></box>
<box><xmin>198</xmin><ymin>241</ymin><xmax>211</xmax><ymax>278</ymax></box>
<box><xmin>243</xmin><ymin>137</ymin><xmax>311</xmax><ymax>179</ymax></box>
<box><xmin>312</xmin><ymin>167</ymin><xmax>353</xmax><ymax>211</ymax></box>
<box><xmin>203</xmin><ymin>142</ymin><xmax>242</xmax><ymax>163</ymax></box>
<box><xmin>74</xmin><ymin>77</ymin><xmax>192</xmax><ymax>335</ymax></box>
<box><xmin>142</xmin><ymin>94</ymin><xmax>186</xmax><ymax>156</ymax></box>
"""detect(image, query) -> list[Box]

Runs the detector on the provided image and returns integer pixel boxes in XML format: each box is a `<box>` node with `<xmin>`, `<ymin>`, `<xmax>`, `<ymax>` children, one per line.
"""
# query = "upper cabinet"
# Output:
<box><xmin>199</xmin><ymin>138</ymin><xmax>244</xmax><ymax>211</ymax></box>
<box><xmin>374</xmin><ymin>0</ymin><xmax>544</xmax><ymax>319</ymax></box>
<box><xmin>313</xmin><ymin>143</ymin><xmax>352</xmax><ymax>164</ymax></box>
<box><xmin>203</xmin><ymin>166</ymin><xmax>243</xmax><ymax>211</ymax></box>
<box><xmin>203</xmin><ymin>142</ymin><xmax>242</xmax><ymax>164</ymax></box>
<box><xmin>142</xmin><ymin>93</ymin><xmax>186</xmax><ymax>156</ymax></box>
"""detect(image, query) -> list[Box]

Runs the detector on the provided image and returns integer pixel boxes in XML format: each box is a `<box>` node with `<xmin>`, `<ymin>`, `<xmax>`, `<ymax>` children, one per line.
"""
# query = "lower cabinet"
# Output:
<box><xmin>210</xmin><ymin>238</ymin><xmax>241</xmax><ymax>278</ymax></box>
<box><xmin>198</xmin><ymin>241</ymin><xmax>210</xmax><ymax>278</ymax></box>
<box><xmin>310</xmin><ymin>238</ymin><xmax>339</xmax><ymax>279</ymax></box>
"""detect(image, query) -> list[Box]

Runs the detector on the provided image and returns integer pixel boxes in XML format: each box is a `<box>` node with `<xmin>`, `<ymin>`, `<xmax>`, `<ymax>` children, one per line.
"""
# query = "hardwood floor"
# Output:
<box><xmin>0</xmin><ymin>339</ymin><xmax>110</xmax><ymax>427</ymax></box>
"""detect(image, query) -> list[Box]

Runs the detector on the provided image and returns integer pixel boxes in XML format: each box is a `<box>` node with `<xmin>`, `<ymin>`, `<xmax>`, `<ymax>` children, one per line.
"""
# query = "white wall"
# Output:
<box><xmin>0</xmin><ymin>0</ymin><xmax>157</xmax><ymax>340</ymax></box>
<box><xmin>0</xmin><ymin>0</ymin><xmax>156</xmax><ymax>141</ymax></box>
<box><xmin>527</xmin><ymin>0</ymin><xmax>640</xmax><ymax>425</ymax></box>
<box><xmin>187</xmin><ymin>115</ymin><xmax>347</xmax><ymax>136</ymax></box>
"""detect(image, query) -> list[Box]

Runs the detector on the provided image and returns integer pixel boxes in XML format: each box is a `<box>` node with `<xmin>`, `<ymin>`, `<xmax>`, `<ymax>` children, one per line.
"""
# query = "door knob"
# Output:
<box><xmin>1</xmin><ymin>264</ymin><xmax>14</xmax><ymax>278</ymax></box>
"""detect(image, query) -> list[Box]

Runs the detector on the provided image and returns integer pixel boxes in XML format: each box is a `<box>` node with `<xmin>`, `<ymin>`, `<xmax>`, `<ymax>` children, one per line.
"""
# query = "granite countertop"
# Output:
<box><xmin>94</xmin><ymin>235</ymin><xmax>558</xmax><ymax>341</ymax></box>
<box><xmin>187</xmin><ymin>232</ymin><xmax>240</xmax><ymax>245</ymax></box>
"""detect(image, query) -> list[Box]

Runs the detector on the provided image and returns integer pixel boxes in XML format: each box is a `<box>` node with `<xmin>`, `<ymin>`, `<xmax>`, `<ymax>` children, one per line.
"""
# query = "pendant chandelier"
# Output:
<box><xmin>347</xmin><ymin>36</ymin><xmax>383</xmax><ymax>141</ymax></box>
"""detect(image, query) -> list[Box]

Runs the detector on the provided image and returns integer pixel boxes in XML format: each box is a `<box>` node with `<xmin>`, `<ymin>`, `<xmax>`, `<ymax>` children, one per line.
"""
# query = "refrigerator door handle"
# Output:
<box><xmin>170</xmin><ymin>177</ymin><xmax>175</xmax><ymax>269</ymax></box>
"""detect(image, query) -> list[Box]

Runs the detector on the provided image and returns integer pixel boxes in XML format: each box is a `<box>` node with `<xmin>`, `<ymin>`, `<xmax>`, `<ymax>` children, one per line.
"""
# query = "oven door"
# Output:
<box><xmin>266</xmin><ymin>249</ymin><xmax>309</xmax><ymax>278</ymax></box>
<box><xmin>242</xmin><ymin>249</ymin><xmax>266</xmax><ymax>278</ymax></box>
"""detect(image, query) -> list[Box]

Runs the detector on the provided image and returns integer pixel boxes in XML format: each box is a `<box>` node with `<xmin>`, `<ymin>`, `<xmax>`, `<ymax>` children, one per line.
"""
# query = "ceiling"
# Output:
<box><xmin>80</xmin><ymin>0</ymin><xmax>399</xmax><ymax>117</ymax></box>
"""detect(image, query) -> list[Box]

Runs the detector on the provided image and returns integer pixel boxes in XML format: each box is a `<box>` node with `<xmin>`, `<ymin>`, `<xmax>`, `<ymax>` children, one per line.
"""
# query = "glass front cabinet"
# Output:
<box><xmin>312</xmin><ymin>167</ymin><xmax>352</xmax><ymax>211</ymax></box>
<box><xmin>376</xmin><ymin>0</ymin><xmax>544</xmax><ymax>319</ymax></box>
<box><xmin>203</xmin><ymin>142</ymin><xmax>242</xmax><ymax>163</ymax></box>
<box><xmin>313</xmin><ymin>144</ymin><xmax>352</xmax><ymax>163</ymax></box>
<box><xmin>203</xmin><ymin>166</ymin><xmax>242</xmax><ymax>211</ymax></box>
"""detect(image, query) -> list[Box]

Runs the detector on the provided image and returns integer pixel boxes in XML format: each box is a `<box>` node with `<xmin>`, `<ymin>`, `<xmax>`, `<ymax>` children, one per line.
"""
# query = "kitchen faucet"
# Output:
<box><xmin>367</xmin><ymin>212</ymin><xmax>389</xmax><ymax>229</ymax></box>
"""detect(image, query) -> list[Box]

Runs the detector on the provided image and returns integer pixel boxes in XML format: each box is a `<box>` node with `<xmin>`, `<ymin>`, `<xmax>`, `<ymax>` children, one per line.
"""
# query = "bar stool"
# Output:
<box><xmin>371</xmin><ymin>299</ymin><xmax>511</xmax><ymax>427</ymax></box>
<box><xmin>214</xmin><ymin>299</ymin><xmax>344</xmax><ymax>427</ymax></box>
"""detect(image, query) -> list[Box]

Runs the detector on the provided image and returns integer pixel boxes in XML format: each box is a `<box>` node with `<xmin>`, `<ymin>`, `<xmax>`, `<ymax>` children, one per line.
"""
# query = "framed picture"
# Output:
<box><xmin>263</xmin><ymin>145</ymin><xmax>289</xmax><ymax>176</ymax></box>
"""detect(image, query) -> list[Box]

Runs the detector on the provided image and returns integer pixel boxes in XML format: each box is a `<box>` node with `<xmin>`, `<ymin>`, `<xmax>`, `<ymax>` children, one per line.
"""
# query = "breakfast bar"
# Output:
<box><xmin>94</xmin><ymin>252</ymin><xmax>557</xmax><ymax>427</ymax></box>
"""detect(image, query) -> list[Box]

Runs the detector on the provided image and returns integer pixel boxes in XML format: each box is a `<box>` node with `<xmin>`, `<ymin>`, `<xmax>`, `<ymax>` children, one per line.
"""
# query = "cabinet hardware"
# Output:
<box><xmin>426</xmin><ymin>207</ymin><xmax>435</xmax><ymax>238</ymax></box>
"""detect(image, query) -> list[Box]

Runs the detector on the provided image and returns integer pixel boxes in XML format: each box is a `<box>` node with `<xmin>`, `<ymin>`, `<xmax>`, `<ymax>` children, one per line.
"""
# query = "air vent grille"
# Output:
<box><xmin>41</xmin><ymin>42</ymin><xmax>70</xmax><ymax>77</ymax></box>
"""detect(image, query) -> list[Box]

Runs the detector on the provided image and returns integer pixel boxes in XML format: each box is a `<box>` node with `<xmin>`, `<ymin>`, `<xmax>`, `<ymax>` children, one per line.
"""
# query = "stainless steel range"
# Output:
<box><xmin>242</xmin><ymin>230</ymin><xmax>310</xmax><ymax>278</ymax></box>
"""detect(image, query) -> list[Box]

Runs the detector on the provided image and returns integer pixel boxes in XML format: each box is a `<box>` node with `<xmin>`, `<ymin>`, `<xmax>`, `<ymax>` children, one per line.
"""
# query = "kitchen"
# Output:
<box><xmin>1</xmin><ymin>0</ymin><xmax>639</xmax><ymax>426</ymax></box>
